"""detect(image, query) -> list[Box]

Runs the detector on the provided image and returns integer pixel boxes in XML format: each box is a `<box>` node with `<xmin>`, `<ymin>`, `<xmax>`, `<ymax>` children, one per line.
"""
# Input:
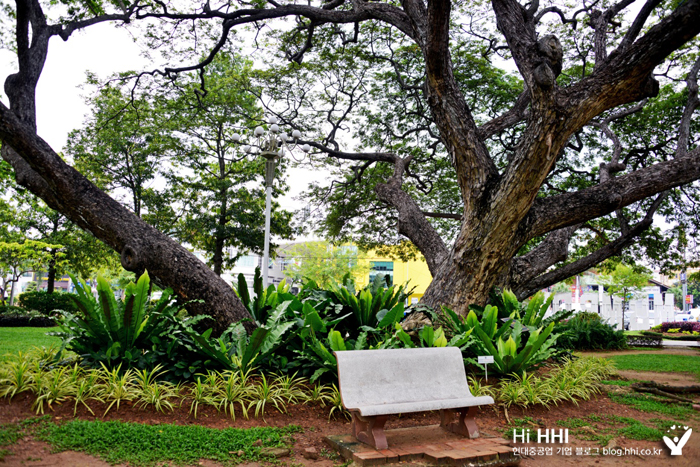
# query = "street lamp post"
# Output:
<box><xmin>232</xmin><ymin>117</ymin><xmax>310</xmax><ymax>288</ymax></box>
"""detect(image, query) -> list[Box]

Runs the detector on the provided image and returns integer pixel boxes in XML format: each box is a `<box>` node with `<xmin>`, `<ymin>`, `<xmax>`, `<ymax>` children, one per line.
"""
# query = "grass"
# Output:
<box><xmin>552</xmin><ymin>414</ymin><xmax>688</xmax><ymax>445</ymax></box>
<box><xmin>37</xmin><ymin>420</ymin><xmax>300</xmax><ymax>466</ymax></box>
<box><xmin>608</xmin><ymin>392</ymin><xmax>697</xmax><ymax>418</ymax></box>
<box><xmin>0</xmin><ymin>328</ymin><xmax>61</xmax><ymax>360</ymax></box>
<box><xmin>607</xmin><ymin>354</ymin><xmax>700</xmax><ymax>380</ymax></box>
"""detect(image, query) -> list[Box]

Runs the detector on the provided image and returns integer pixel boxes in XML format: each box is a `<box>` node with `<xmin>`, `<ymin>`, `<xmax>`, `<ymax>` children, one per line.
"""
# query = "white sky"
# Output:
<box><xmin>0</xmin><ymin>5</ymin><xmax>684</xmax><ymax>254</ymax></box>
<box><xmin>0</xmin><ymin>22</ymin><xmax>319</xmax><ymax>221</ymax></box>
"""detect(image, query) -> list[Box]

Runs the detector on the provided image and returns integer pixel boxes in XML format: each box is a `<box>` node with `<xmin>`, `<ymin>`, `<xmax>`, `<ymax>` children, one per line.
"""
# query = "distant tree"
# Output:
<box><xmin>600</xmin><ymin>264</ymin><xmax>652</xmax><ymax>328</ymax></box>
<box><xmin>166</xmin><ymin>55</ymin><xmax>294</xmax><ymax>275</ymax></box>
<box><xmin>668</xmin><ymin>279</ymin><xmax>700</xmax><ymax>309</ymax></box>
<box><xmin>284</xmin><ymin>242</ymin><xmax>369</xmax><ymax>288</ymax></box>
<box><xmin>66</xmin><ymin>78</ymin><xmax>179</xmax><ymax>233</ymax></box>
<box><xmin>2</xmin><ymin>160</ymin><xmax>119</xmax><ymax>290</ymax></box>
<box><xmin>0</xmin><ymin>240</ymin><xmax>65</xmax><ymax>305</ymax></box>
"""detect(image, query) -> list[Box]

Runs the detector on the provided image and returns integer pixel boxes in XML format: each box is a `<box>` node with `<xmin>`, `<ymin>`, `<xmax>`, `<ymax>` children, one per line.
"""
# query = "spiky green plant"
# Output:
<box><xmin>306</xmin><ymin>383</ymin><xmax>334</xmax><ymax>407</ymax></box>
<box><xmin>249</xmin><ymin>374</ymin><xmax>287</xmax><ymax>418</ymax></box>
<box><xmin>273</xmin><ymin>372</ymin><xmax>308</xmax><ymax>404</ymax></box>
<box><xmin>94</xmin><ymin>363</ymin><xmax>136</xmax><ymax>415</ymax></box>
<box><xmin>133</xmin><ymin>365</ymin><xmax>179</xmax><ymax>413</ymax></box>
<box><xmin>33</xmin><ymin>367</ymin><xmax>77</xmax><ymax>414</ymax></box>
<box><xmin>188</xmin><ymin>373</ymin><xmax>218</xmax><ymax>419</ymax></box>
<box><xmin>327</xmin><ymin>384</ymin><xmax>348</xmax><ymax>420</ymax></box>
<box><xmin>215</xmin><ymin>370</ymin><xmax>252</xmax><ymax>420</ymax></box>
<box><xmin>0</xmin><ymin>357</ymin><xmax>33</xmax><ymax>399</ymax></box>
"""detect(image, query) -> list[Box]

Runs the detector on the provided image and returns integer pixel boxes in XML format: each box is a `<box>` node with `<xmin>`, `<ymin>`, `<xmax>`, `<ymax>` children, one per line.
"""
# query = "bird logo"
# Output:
<box><xmin>663</xmin><ymin>426</ymin><xmax>692</xmax><ymax>456</ymax></box>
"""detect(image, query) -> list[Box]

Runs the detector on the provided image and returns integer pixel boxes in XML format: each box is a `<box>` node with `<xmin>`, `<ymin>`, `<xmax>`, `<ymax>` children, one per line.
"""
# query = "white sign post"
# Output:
<box><xmin>477</xmin><ymin>355</ymin><xmax>495</xmax><ymax>381</ymax></box>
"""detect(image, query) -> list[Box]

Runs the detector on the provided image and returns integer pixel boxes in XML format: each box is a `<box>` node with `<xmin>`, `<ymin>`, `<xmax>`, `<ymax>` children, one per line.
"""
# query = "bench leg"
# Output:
<box><xmin>440</xmin><ymin>407</ymin><xmax>479</xmax><ymax>438</ymax></box>
<box><xmin>351</xmin><ymin>412</ymin><xmax>389</xmax><ymax>450</ymax></box>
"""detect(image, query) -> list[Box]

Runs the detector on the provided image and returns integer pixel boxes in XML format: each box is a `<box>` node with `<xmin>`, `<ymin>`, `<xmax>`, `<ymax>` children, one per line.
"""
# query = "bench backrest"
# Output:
<box><xmin>335</xmin><ymin>347</ymin><xmax>472</xmax><ymax>409</ymax></box>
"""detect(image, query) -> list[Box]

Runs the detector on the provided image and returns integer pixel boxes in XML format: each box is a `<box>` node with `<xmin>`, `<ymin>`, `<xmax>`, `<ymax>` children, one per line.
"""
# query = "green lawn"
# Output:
<box><xmin>608</xmin><ymin>353</ymin><xmax>700</xmax><ymax>380</ymax></box>
<box><xmin>0</xmin><ymin>327</ymin><xmax>61</xmax><ymax>360</ymax></box>
<box><xmin>38</xmin><ymin>420</ymin><xmax>299</xmax><ymax>466</ymax></box>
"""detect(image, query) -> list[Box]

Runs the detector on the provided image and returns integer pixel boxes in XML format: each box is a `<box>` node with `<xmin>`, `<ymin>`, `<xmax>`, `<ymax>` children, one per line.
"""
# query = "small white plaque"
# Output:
<box><xmin>478</xmin><ymin>356</ymin><xmax>494</xmax><ymax>364</ymax></box>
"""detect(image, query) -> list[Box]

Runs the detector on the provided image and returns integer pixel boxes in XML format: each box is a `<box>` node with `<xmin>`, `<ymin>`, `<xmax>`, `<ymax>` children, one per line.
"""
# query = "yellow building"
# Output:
<box><xmin>355</xmin><ymin>251</ymin><xmax>433</xmax><ymax>304</ymax></box>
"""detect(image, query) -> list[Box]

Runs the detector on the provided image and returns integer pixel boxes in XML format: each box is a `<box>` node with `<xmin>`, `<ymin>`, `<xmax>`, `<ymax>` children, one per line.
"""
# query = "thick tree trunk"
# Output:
<box><xmin>0</xmin><ymin>0</ymin><xmax>253</xmax><ymax>335</ymax></box>
<box><xmin>212</xmin><ymin>194</ymin><xmax>227</xmax><ymax>277</ymax></box>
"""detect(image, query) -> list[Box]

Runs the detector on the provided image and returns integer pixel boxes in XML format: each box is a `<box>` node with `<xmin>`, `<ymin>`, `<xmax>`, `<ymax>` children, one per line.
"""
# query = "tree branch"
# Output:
<box><xmin>374</xmin><ymin>158</ymin><xmax>448</xmax><ymax>275</ymax></box>
<box><xmin>520</xmin><ymin>148</ymin><xmax>699</xmax><ymax>242</ymax></box>
<box><xmin>516</xmin><ymin>192</ymin><xmax>668</xmax><ymax>299</ymax></box>
<box><xmin>616</xmin><ymin>0</ymin><xmax>664</xmax><ymax>53</ymax></box>
<box><xmin>677</xmin><ymin>56</ymin><xmax>700</xmax><ymax>158</ymax></box>
<box><xmin>509</xmin><ymin>224</ymin><xmax>580</xmax><ymax>294</ymax></box>
<box><xmin>478</xmin><ymin>91</ymin><xmax>530</xmax><ymax>139</ymax></box>
<box><xmin>566</xmin><ymin>0</ymin><xmax>700</xmax><ymax>119</ymax></box>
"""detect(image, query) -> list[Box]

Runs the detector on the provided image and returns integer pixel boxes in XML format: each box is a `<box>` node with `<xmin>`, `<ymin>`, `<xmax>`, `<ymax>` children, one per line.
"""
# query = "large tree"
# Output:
<box><xmin>1</xmin><ymin>0</ymin><xmax>699</xmax><ymax>331</ymax></box>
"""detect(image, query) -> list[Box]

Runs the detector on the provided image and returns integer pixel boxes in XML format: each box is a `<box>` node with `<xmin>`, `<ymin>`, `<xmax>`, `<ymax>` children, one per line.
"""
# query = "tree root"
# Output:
<box><xmin>631</xmin><ymin>382</ymin><xmax>698</xmax><ymax>404</ymax></box>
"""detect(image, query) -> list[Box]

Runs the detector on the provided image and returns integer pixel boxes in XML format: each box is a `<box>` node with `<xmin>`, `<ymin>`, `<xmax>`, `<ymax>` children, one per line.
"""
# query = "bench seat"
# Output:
<box><xmin>354</xmin><ymin>396</ymin><xmax>496</xmax><ymax>417</ymax></box>
<box><xmin>335</xmin><ymin>347</ymin><xmax>493</xmax><ymax>449</ymax></box>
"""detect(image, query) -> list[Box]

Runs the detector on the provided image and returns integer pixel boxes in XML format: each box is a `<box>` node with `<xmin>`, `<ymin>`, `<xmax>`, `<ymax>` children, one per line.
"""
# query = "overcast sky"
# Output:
<box><xmin>1</xmin><ymin>22</ymin><xmax>324</xmax><ymax>232</ymax></box>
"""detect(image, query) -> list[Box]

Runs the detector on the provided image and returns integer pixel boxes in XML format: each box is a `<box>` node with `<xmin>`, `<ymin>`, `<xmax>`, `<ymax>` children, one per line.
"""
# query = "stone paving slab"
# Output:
<box><xmin>324</xmin><ymin>425</ymin><xmax>520</xmax><ymax>466</ymax></box>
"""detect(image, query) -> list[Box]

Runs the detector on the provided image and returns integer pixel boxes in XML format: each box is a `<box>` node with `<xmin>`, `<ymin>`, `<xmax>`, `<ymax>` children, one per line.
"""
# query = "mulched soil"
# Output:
<box><xmin>2</xmin><ymin>348</ymin><xmax>699</xmax><ymax>466</ymax></box>
<box><xmin>1</xmin><ymin>388</ymin><xmax>699</xmax><ymax>467</ymax></box>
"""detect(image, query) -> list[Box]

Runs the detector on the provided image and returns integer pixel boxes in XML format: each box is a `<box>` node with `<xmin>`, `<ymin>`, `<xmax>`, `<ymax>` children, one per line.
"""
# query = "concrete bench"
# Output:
<box><xmin>335</xmin><ymin>347</ymin><xmax>494</xmax><ymax>449</ymax></box>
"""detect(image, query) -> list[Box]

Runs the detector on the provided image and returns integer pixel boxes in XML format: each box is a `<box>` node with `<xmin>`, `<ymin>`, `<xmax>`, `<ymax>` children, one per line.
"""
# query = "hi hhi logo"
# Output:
<box><xmin>663</xmin><ymin>425</ymin><xmax>692</xmax><ymax>456</ymax></box>
<box><xmin>513</xmin><ymin>428</ymin><xmax>569</xmax><ymax>444</ymax></box>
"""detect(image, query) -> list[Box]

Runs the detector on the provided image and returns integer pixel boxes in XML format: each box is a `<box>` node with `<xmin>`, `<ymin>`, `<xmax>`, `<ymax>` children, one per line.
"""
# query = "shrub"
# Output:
<box><xmin>553</xmin><ymin>312</ymin><xmax>627</xmax><ymax>350</ymax></box>
<box><xmin>0</xmin><ymin>313</ymin><xmax>56</xmax><ymax>327</ymax></box>
<box><xmin>440</xmin><ymin>290</ymin><xmax>570</xmax><ymax>377</ymax></box>
<box><xmin>0</xmin><ymin>305</ymin><xmax>26</xmax><ymax>315</ymax></box>
<box><xmin>660</xmin><ymin>321</ymin><xmax>700</xmax><ymax>333</ymax></box>
<box><xmin>18</xmin><ymin>291</ymin><xmax>78</xmax><ymax>315</ymax></box>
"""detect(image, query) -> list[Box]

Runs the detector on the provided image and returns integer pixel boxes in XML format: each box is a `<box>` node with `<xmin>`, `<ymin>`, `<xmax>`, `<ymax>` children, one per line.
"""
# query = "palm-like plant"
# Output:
<box><xmin>55</xmin><ymin>271</ymin><xmax>179</xmax><ymax>368</ymax></box>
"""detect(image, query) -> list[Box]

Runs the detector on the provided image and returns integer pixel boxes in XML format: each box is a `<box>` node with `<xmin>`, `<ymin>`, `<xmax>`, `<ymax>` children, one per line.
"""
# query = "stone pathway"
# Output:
<box><xmin>662</xmin><ymin>340</ymin><xmax>699</xmax><ymax>347</ymax></box>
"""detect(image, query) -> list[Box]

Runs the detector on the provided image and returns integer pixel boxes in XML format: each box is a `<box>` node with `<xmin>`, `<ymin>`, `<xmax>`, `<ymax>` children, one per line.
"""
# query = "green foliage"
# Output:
<box><xmin>599</xmin><ymin>264</ymin><xmax>652</xmax><ymax>302</ymax></box>
<box><xmin>553</xmin><ymin>312</ymin><xmax>628</xmax><ymax>350</ymax></box>
<box><xmin>0</xmin><ymin>423</ymin><xmax>23</xmax><ymax>448</ymax></box>
<box><xmin>54</xmin><ymin>271</ymin><xmax>238</xmax><ymax>380</ymax></box>
<box><xmin>493</xmin><ymin>357</ymin><xmax>616</xmax><ymax>409</ymax></box>
<box><xmin>323</xmin><ymin>274</ymin><xmax>412</xmax><ymax>331</ymax></box>
<box><xmin>37</xmin><ymin>420</ymin><xmax>300</xmax><ymax>466</ymax></box>
<box><xmin>18</xmin><ymin>291</ymin><xmax>78</xmax><ymax>315</ymax></box>
<box><xmin>449</xmin><ymin>291</ymin><xmax>566</xmax><ymax>377</ymax></box>
<box><xmin>608</xmin><ymin>392</ymin><xmax>696</xmax><ymax>418</ymax></box>
<box><xmin>232</xmin><ymin>267</ymin><xmax>299</xmax><ymax>324</ymax></box>
<box><xmin>0</xmin><ymin>305</ymin><xmax>25</xmax><ymax>315</ymax></box>
<box><xmin>188</xmin><ymin>300</ymin><xmax>296</xmax><ymax>375</ymax></box>
<box><xmin>0</xmin><ymin>240</ymin><xmax>66</xmax><ymax>305</ymax></box>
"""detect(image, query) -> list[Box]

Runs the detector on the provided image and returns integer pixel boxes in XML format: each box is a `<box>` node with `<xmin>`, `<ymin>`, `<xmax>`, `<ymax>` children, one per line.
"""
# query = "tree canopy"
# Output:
<box><xmin>1</xmin><ymin>0</ymin><xmax>699</xmax><ymax>330</ymax></box>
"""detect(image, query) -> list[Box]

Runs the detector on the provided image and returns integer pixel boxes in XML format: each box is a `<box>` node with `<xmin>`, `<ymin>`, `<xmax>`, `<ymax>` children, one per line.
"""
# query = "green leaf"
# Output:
<box><xmin>419</xmin><ymin>325</ymin><xmax>435</xmax><ymax>347</ymax></box>
<box><xmin>302</xmin><ymin>302</ymin><xmax>326</xmax><ymax>333</ymax></box>
<box><xmin>328</xmin><ymin>330</ymin><xmax>346</xmax><ymax>352</ymax></box>
<box><xmin>377</xmin><ymin>302</ymin><xmax>404</xmax><ymax>328</ymax></box>
<box><xmin>240</xmin><ymin>327</ymin><xmax>270</xmax><ymax>372</ymax></box>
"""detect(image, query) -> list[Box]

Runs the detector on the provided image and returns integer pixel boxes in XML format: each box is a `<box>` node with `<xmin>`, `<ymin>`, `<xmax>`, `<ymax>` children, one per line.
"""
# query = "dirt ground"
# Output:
<box><xmin>1</xmin><ymin>349</ymin><xmax>698</xmax><ymax>467</ymax></box>
<box><xmin>2</xmin><ymin>392</ymin><xmax>698</xmax><ymax>466</ymax></box>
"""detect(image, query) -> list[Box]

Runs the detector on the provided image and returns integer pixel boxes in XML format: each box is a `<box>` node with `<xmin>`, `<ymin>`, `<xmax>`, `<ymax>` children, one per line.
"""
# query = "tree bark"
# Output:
<box><xmin>0</xmin><ymin>0</ymin><xmax>253</xmax><ymax>334</ymax></box>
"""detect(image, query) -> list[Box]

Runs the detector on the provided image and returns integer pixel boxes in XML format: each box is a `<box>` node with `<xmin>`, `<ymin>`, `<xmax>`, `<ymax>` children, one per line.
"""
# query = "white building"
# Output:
<box><xmin>550</xmin><ymin>276</ymin><xmax>675</xmax><ymax>331</ymax></box>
